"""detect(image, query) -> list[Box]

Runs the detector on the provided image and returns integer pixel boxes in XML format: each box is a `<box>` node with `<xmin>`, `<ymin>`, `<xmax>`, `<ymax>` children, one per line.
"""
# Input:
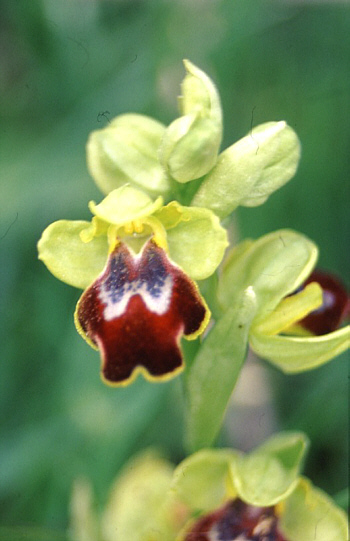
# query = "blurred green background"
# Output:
<box><xmin>1</xmin><ymin>0</ymin><xmax>349</xmax><ymax>537</ymax></box>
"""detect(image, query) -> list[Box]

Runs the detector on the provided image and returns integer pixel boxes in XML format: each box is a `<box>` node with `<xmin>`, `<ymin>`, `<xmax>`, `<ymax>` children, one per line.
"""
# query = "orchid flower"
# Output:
<box><xmin>38</xmin><ymin>185</ymin><xmax>227</xmax><ymax>386</ymax></box>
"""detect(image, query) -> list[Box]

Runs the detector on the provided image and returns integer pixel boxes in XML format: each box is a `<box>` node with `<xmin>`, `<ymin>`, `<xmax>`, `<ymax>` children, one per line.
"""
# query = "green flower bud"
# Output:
<box><xmin>159</xmin><ymin>60</ymin><xmax>223</xmax><ymax>183</ymax></box>
<box><xmin>192</xmin><ymin>121</ymin><xmax>301</xmax><ymax>217</ymax></box>
<box><xmin>86</xmin><ymin>113</ymin><xmax>172</xmax><ymax>198</ymax></box>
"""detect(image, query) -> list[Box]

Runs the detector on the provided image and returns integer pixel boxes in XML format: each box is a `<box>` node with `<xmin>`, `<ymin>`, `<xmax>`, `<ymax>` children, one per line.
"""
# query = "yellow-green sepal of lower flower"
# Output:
<box><xmin>89</xmin><ymin>185</ymin><xmax>163</xmax><ymax>226</ymax></box>
<box><xmin>38</xmin><ymin>220</ymin><xmax>108</xmax><ymax>289</ymax></box>
<box><xmin>230</xmin><ymin>432</ymin><xmax>309</xmax><ymax>507</ymax></box>
<box><xmin>87</xmin><ymin>113</ymin><xmax>172</xmax><ymax>198</ymax></box>
<box><xmin>100</xmin><ymin>451</ymin><xmax>181</xmax><ymax>541</ymax></box>
<box><xmin>218</xmin><ymin>229</ymin><xmax>318</xmax><ymax>321</ymax></box>
<box><xmin>159</xmin><ymin>60</ymin><xmax>222</xmax><ymax>183</ymax></box>
<box><xmin>171</xmin><ymin>449</ymin><xmax>238</xmax><ymax>512</ymax></box>
<box><xmin>281</xmin><ymin>477</ymin><xmax>349</xmax><ymax>541</ymax></box>
<box><xmin>192</xmin><ymin>121</ymin><xmax>300</xmax><ymax>218</ymax></box>
<box><xmin>250</xmin><ymin>325</ymin><xmax>350</xmax><ymax>373</ymax></box>
<box><xmin>161</xmin><ymin>206</ymin><xmax>228</xmax><ymax>280</ymax></box>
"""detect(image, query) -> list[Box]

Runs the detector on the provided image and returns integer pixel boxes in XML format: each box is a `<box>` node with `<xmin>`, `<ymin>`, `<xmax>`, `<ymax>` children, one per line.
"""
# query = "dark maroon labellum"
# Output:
<box><xmin>300</xmin><ymin>270</ymin><xmax>349</xmax><ymax>335</ymax></box>
<box><xmin>184</xmin><ymin>498</ymin><xmax>288</xmax><ymax>541</ymax></box>
<box><xmin>76</xmin><ymin>239</ymin><xmax>208</xmax><ymax>385</ymax></box>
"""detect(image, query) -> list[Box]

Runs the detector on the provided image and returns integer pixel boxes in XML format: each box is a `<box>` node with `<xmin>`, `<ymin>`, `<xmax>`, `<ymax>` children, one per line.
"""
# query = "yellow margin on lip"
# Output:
<box><xmin>100</xmin><ymin>361</ymin><xmax>185</xmax><ymax>388</ymax></box>
<box><xmin>74</xmin><ymin>300</ymin><xmax>99</xmax><ymax>351</ymax></box>
<box><xmin>185</xmin><ymin>290</ymin><xmax>211</xmax><ymax>341</ymax></box>
<box><xmin>97</xmin><ymin>321</ymin><xmax>188</xmax><ymax>388</ymax></box>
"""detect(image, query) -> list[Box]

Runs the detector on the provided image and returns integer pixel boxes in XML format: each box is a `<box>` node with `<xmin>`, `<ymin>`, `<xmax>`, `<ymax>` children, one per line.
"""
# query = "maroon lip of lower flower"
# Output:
<box><xmin>184</xmin><ymin>499</ymin><xmax>289</xmax><ymax>541</ymax></box>
<box><xmin>76</xmin><ymin>239</ymin><xmax>209</xmax><ymax>385</ymax></box>
<box><xmin>300</xmin><ymin>270</ymin><xmax>349</xmax><ymax>335</ymax></box>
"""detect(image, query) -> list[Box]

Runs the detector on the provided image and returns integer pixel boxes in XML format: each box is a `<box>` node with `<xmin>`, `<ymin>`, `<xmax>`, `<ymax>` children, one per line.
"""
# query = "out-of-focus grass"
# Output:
<box><xmin>0</xmin><ymin>0</ymin><xmax>348</xmax><ymax>532</ymax></box>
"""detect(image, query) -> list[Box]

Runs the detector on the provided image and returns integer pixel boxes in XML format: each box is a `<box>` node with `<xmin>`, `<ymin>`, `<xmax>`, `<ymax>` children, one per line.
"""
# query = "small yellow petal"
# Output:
<box><xmin>252</xmin><ymin>282</ymin><xmax>323</xmax><ymax>336</ymax></box>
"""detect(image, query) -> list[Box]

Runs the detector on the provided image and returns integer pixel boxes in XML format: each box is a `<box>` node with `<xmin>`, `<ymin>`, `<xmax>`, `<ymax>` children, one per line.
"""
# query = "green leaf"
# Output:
<box><xmin>166</xmin><ymin>206</ymin><xmax>228</xmax><ymax>280</ymax></box>
<box><xmin>87</xmin><ymin>113</ymin><xmax>171</xmax><ymax>198</ymax></box>
<box><xmin>38</xmin><ymin>220</ymin><xmax>108</xmax><ymax>289</ymax></box>
<box><xmin>89</xmin><ymin>185</ymin><xmax>163</xmax><ymax>225</ymax></box>
<box><xmin>170</xmin><ymin>449</ymin><xmax>238</xmax><ymax>511</ymax></box>
<box><xmin>249</xmin><ymin>325</ymin><xmax>350</xmax><ymax>373</ymax></box>
<box><xmin>192</xmin><ymin>121</ymin><xmax>300</xmax><ymax>217</ymax></box>
<box><xmin>185</xmin><ymin>287</ymin><xmax>257</xmax><ymax>451</ymax></box>
<box><xmin>281</xmin><ymin>478</ymin><xmax>349</xmax><ymax>541</ymax></box>
<box><xmin>217</xmin><ymin>229</ymin><xmax>318</xmax><ymax>322</ymax></box>
<box><xmin>231</xmin><ymin>432</ymin><xmax>309</xmax><ymax>506</ymax></box>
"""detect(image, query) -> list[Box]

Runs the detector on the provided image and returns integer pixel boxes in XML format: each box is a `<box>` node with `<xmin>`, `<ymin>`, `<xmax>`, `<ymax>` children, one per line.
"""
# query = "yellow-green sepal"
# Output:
<box><xmin>192</xmin><ymin>122</ymin><xmax>300</xmax><ymax>217</ymax></box>
<box><xmin>37</xmin><ymin>220</ymin><xmax>108</xmax><ymax>289</ymax></box>
<box><xmin>230</xmin><ymin>432</ymin><xmax>309</xmax><ymax>507</ymax></box>
<box><xmin>87</xmin><ymin>113</ymin><xmax>172</xmax><ymax>198</ymax></box>
<box><xmin>171</xmin><ymin>449</ymin><xmax>238</xmax><ymax>512</ymax></box>
<box><xmin>159</xmin><ymin>60</ymin><xmax>222</xmax><ymax>183</ymax></box>
<box><xmin>164</xmin><ymin>206</ymin><xmax>228</xmax><ymax>280</ymax></box>
<box><xmin>281</xmin><ymin>478</ymin><xmax>349</xmax><ymax>541</ymax></box>
<box><xmin>249</xmin><ymin>325</ymin><xmax>350</xmax><ymax>373</ymax></box>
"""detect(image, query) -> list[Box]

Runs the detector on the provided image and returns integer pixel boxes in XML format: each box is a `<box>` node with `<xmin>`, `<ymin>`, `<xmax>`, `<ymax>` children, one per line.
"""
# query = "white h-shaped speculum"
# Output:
<box><xmin>98</xmin><ymin>244</ymin><xmax>173</xmax><ymax>320</ymax></box>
